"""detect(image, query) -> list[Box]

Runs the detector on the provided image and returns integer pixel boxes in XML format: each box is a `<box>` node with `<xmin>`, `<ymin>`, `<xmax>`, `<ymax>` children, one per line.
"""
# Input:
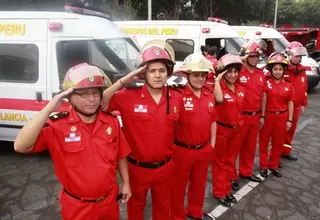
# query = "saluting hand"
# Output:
<box><xmin>46</xmin><ymin>88</ymin><xmax>73</xmax><ymax>112</ymax></box>
<box><xmin>215</xmin><ymin>70</ymin><xmax>227</xmax><ymax>82</ymax></box>
<box><xmin>173</xmin><ymin>67</ymin><xmax>192</xmax><ymax>75</ymax></box>
<box><xmin>120</xmin><ymin>183</ymin><xmax>132</xmax><ymax>203</ymax></box>
<box><xmin>131</xmin><ymin>65</ymin><xmax>147</xmax><ymax>78</ymax></box>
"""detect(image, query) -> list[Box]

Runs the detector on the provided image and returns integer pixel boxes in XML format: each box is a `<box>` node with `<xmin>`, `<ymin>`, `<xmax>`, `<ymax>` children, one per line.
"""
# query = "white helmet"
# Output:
<box><xmin>183</xmin><ymin>53</ymin><xmax>213</xmax><ymax>73</ymax></box>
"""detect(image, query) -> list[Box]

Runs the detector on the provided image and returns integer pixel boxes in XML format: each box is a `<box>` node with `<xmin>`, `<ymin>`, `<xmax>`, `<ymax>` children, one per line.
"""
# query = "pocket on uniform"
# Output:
<box><xmin>131</xmin><ymin>113</ymin><xmax>150</xmax><ymax>121</ymax></box>
<box><xmin>61</xmin><ymin>143</ymin><xmax>85</xmax><ymax>167</ymax></box>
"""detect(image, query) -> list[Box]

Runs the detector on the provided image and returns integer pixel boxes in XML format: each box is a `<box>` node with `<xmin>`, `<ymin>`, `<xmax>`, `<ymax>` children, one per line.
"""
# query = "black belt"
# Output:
<box><xmin>127</xmin><ymin>156</ymin><xmax>172</xmax><ymax>169</ymax></box>
<box><xmin>243</xmin><ymin>110</ymin><xmax>261</xmax><ymax>116</ymax></box>
<box><xmin>217</xmin><ymin>121</ymin><xmax>239</xmax><ymax>129</ymax></box>
<box><xmin>63</xmin><ymin>189</ymin><xmax>108</xmax><ymax>203</ymax></box>
<box><xmin>174</xmin><ymin>140</ymin><xmax>206</xmax><ymax>150</ymax></box>
<box><xmin>266</xmin><ymin>110</ymin><xmax>288</xmax><ymax>114</ymax></box>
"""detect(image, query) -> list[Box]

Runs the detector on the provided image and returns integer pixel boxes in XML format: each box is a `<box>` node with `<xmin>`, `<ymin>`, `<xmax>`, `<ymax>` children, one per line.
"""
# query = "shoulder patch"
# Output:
<box><xmin>49</xmin><ymin>111</ymin><xmax>69</xmax><ymax>121</ymax></box>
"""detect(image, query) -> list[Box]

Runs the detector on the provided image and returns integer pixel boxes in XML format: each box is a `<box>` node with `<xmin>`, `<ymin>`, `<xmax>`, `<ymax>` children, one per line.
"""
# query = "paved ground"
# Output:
<box><xmin>1</xmin><ymin>87</ymin><xmax>320</xmax><ymax>220</ymax></box>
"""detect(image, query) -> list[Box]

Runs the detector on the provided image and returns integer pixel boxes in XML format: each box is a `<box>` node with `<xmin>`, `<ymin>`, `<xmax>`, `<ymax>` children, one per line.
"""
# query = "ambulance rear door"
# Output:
<box><xmin>0</xmin><ymin>19</ymin><xmax>48</xmax><ymax>142</ymax></box>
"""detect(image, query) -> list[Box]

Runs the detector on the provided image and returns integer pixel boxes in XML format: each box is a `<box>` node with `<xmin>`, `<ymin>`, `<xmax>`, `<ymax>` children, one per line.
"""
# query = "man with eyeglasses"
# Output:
<box><xmin>14</xmin><ymin>63</ymin><xmax>131</xmax><ymax>220</ymax></box>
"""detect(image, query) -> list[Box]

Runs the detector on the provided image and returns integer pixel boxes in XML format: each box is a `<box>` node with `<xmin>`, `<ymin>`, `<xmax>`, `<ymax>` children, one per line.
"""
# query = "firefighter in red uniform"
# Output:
<box><xmin>211</xmin><ymin>54</ymin><xmax>245</xmax><ymax>207</ymax></box>
<box><xmin>14</xmin><ymin>63</ymin><xmax>131</xmax><ymax>220</ymax></box>
<box><xmin>170</xmin><ymin>53</ymin><xmax>218</xmax><ymax>220</ymax></box>
<box><xmin>205</xmin><ymin>46</ymin><xmax>219</xmax><ymax>91</ymax></box>
<box><xmin>229</xmin><ymin>40</ymin><xmax>267</xmax><ymax>190</ymax></box>
<box><xmin>282</xmin><ymin>41</ymin><xmax>308</xmax><ymax>161</ymax></box>
<box><xmin>102</xmin><ymin>40</ymin><xmax>181</xmax><ymax>220</ymax></box>
<box><xmin>259</xmin><ymin>54</ymin><xmax>294</xmax><ymax>178</ymax></box>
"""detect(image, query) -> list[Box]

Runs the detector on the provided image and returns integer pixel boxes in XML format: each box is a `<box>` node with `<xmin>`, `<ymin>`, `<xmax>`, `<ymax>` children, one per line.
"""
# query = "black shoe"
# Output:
<box><xmin>216</xmin><ymin>197</ymin><xmax>231</xmax><ymax>207</ymax></box>
<box><xmin>230</xmin><ymin>180</ymin><xmax>239</xmax><ymax>191</ymax></box>
<box><xmin>281</xmin><ymin>154</ymin><xmax>298</xmax><ymax>161</ymax></box>
<box><xmin>187</xmin><ymin>213</ymin><xmax>213</xmax><ymax>220</ymax></box>
<box><xmin>260</xmin><ymin>169</ymin><xmax>268</xmax><ymax>178</ymax></box>
<box><xmin>226</xmin><ymin>193</ymin><xmax>237</xmax><ymax>204</ymax></box>
<box><xmin>269</xmin><ymin>168</ymin><xmax>282</xmax><ymax>177</ymax></box>
<box><xmin>239</xmin><ymin>174</ymin><xmax>262</xmax><ymax>182</ymax></box>
<box><xmin>278</xmin><ymin>163</ymin><xmax>283</xmax><ymax>169</ymax></box>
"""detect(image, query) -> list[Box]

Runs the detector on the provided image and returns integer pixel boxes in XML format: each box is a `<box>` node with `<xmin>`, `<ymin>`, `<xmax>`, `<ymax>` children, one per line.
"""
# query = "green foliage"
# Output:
<box><xmin>0</xmin><ymin>0</ymin><xmax>319</xmax><ymax>26</ymax></box>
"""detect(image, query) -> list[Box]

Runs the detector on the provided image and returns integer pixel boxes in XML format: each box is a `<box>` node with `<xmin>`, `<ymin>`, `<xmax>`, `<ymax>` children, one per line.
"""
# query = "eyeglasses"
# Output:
<box><xmin>73</xmin><ymin>91</ymin><xmax>101</xmax><ymax>99</ymax></box>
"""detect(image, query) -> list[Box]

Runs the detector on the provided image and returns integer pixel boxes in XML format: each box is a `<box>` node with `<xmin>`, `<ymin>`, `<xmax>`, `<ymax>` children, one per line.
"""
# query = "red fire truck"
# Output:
<box><xmin>277</xmin><ymin>25</ymin><xmax>320</xmax><ymax>64</ymax></box>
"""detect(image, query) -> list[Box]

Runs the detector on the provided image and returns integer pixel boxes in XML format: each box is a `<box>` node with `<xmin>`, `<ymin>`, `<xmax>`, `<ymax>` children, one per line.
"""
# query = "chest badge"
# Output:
<box><xmin>238</xmin><ymin>92</ymin><xmax>244</xmax><ymax>97</ymax></box>
<box><xmin>208</xmin><ymin>102</ymin><xmax>214</xmax><ymax>108</ymax></box>
<box><xmin>184</xmin><ymin>97</ymin><xmax>194</xmax><ymax>110</ymax></box>
<box><xmin>260</xmin><ymin>77</ymin><xmax>262</xmax><ymax>82</ymax></box>
<box><xmin>285</xmin><ymin>87</ymin><xmax>289</xmax><ymax>91</ymax></box>
<box><xmin>301</xmin><ymin>76</ymin><xmax>305</xmax><ymax>82</ymax></box>
<box><xmin>70</xmin><ymin>126</ymin><xmax>77</xmax><ymax>132</ymax></box>
<box><xmin>239</xmin><ymin>76</ymin><xmax>247</xmax><ymax>83</ymax></box>
<box><xmin>173</xmin><ymin>106</ymin><xmax>177</xmax><ymax>114</ymax></box>
<box><xmin>224</xmin><ymin>94</ymin><xmax>231</xmax><ymax>99</ymax></box>
<box><xmin>106</xmin><ymin>127</ymin><xmax>112</xmax><ymax>135</ymax></box>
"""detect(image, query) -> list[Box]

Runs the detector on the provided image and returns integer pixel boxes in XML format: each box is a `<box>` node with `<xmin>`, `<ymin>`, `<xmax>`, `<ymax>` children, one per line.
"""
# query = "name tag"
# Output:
<box><xmin>64</xmin><ymin>132</ymin><xmax>81</xmax><ymax>142</ymax></box>
<box><xmin>134</xmin><ymin>104</ymin><xmax>148</xmax><ymax>113</ymax></box>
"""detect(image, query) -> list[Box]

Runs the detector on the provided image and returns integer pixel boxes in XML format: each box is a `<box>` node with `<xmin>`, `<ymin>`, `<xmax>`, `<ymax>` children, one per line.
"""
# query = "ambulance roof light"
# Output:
<box><xmin>259</xmin><ymin>24</ymin><xmax>273</xmax><ymax>28</ymax></box>
<box><xmin>207</xmin><ymin>17</ymin><xmax>228</xmax><ymax>24</ymax></box>
<box><xmin>64</xmin><ymin>5</ymin><xmax>112</xmax><ymax>20</ymax></box>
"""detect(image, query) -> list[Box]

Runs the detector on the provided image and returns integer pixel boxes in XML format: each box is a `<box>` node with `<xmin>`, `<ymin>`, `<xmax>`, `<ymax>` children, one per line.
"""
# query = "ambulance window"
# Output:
<box><xmin>56</xmin><ymin>41</ymin><xmax>90</xmax><ymax>83</ymax></box>
<box><xmin>0</xmin><ymin>44</ymin><xmax>39</xmax><ymax>83</ymax></box>
<box><xmin>166</xmin><ymin>39</ymin><xmax>194</xmax><ymax>61</ymax></box>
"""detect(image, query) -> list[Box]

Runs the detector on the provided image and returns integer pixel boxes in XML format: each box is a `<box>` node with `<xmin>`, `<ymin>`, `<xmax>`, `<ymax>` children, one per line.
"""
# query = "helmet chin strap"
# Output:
<box><xmin>143</xmin><ymin>73</ymin><xmax>163</xmax><ymax>91</ymax></box>
<box><xmin>187</xmin><ymin>75</ymin><xmax>197</xmax><ymax>90</ymax></box>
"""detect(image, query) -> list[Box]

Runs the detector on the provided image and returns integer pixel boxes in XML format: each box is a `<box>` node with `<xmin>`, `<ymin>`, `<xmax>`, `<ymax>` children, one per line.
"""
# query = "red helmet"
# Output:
<box><xmin>216</xmin><ymin>54</ymin><xmax>242</xmax><ymax>73</ymax></box>
<box><xmin>266</xmin><ymin>54</ymin><xmax>289</xmax><ymax>70</ymax></box>
<box><xmin>140</xmin><ymin>40</ymin><xmax>175</xmax><ymax>76</ymax></box>
<box><xmin>286</xmin><ymin>41</ymin><xmax>308</xmax><ymax>56</ymax></box>
<box><xmin>240</xmin><ymin>39</ymin><xmax>267</xmax><ymax>56</ymax></box>
<box><xmin>62</xmin><ymin>63</ymin><xmax>112</xmax><ymax>90</ymax></box>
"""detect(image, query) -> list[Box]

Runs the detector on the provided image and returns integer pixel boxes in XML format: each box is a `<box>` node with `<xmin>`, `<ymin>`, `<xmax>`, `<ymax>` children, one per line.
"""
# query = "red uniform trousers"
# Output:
<box><xmin>237</xmin><ymin>114</ymin><xmax>260</xmax><ymax>177</ymax></box>
<box><xmin>212</xmin><ymin>125</ymin><xmax>241</xmax><ymax>198</ymax></box>
<box><xmin>283</xmin><ymin>106</ymin><xmax>301</xmax><ymax>155</ymax></box>
<box><xmin>127</xmin><ymin>161</ymin><xmax>174</xmax><ymax>220</ymax></box>
<box><xmin>259</xmin><ymin>112</ymin><xmax>288</xmax><ymax>169</ymax></box>
<box><xmin>171</xmin><ymin>144</ymin><xmax>213</xmax><ymax>220</ymax></box>
<box><xmin>60</xmin><ymin>185</ymin><xmax>119</xmax><ymax>220</ymax></box>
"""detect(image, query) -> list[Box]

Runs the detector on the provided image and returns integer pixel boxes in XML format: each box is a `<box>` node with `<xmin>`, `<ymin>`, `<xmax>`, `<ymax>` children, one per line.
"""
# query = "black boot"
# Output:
<box><xmin>187</xmin><ymin>213</ymin><xmax>213</xmax><ymax>220</ymax></box>
<box><xmin>260</xmin><ymin>169</ymin><xmax>268</xmax><ymax>178</ymax></box>
<box><xmin>226</xmin><ymin>193</ymin><xmax>237</xmax><ymax>204</ymax></box>
<box><xmin>216</xmin><ymin>197</ymin><xmax>231</xmax><ymax>207</ymax></box>
<box><xmin>269</xmin><ymin>168</ymin><xmax>282</xmax><ymax>177</ymax></box>
<box><xmin>281</xmin><ymin>154</ymin><xmax>298</xmax><ymax>161</ymax></box>
<box><xmin>230</xmin><ymin>180</ymin><xmax>239</xmax><ymax>191</ymax></box>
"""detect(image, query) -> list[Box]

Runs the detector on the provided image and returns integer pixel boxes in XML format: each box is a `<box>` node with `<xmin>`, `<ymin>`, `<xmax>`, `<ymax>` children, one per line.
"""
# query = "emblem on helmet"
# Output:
<box><xmin>89</xmin><ymin>76</ymin><xmax>95</xmax><ymax>82</ymax></box>
<box><xmin>154</xmin><ymin>48</ymin><xmax>161</xmax><ymax>55</ymax></box>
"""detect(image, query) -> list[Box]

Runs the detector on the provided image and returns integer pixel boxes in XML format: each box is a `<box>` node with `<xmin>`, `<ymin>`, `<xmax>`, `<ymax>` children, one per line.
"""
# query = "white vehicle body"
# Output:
<box><xmin>232</xmin><ymin>26</ymin><xmax>320</xmax><ymax>88</ymax></box>
<box><xmin>115</xmin><ymin>20</ymin><xmax>247</xmax><ymax>69</ymax></box>
<box><xmin>0</xmin><ymin>10</ymin><xmax>140</xmax><ymax>142</ymax></box>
